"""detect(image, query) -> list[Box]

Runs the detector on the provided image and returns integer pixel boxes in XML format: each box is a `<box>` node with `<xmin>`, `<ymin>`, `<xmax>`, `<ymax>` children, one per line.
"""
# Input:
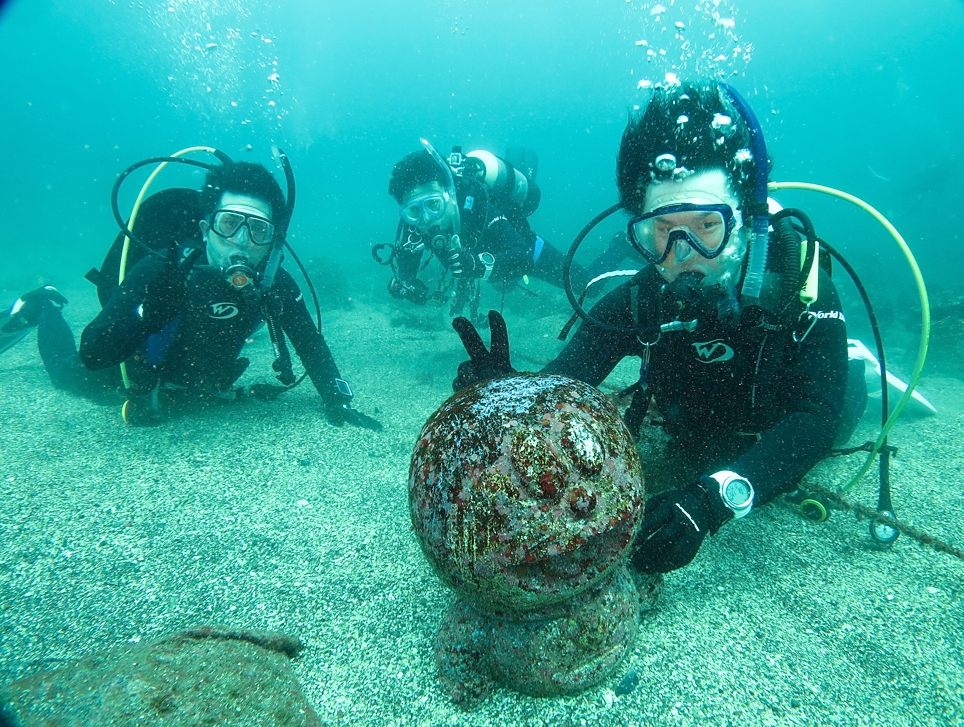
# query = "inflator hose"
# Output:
<box><xmin>768</xmin><ymin>182</ymin><xmax>931</xmax><ymax>494</ymax></box>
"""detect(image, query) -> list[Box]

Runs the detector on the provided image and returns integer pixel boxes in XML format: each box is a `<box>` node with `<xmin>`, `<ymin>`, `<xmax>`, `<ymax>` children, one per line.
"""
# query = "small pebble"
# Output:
<box><xmin>614</xmin><ymin>669</ymin><xmax>639</xmax><ymax>696</ymax></box>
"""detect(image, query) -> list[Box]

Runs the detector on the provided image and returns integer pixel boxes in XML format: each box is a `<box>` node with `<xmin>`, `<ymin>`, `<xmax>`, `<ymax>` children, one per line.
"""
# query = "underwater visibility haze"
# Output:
<box><xmin>1</xmin><ymin>0</ymin><xmax>963</xmax><ymax>724</ymax></box>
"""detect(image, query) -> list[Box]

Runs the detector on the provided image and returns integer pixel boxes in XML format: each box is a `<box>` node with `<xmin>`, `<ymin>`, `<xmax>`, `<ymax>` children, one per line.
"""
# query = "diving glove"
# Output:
<box><xmin>322</xmin><ymin>377</ymin><xmax>383</xmax><ymax>430</ymax></box>
<box><xmin>387</xmin><ymin>277</ymin><xmax>429</xmax><ymax>305</ymax></box>
<box><xmin>324</xmin><ymin>401</ymin><xmax>383</xmax><ymax>430</ymax></box>
<box><xmin>447</xmin><ymin>248</ymin><xmax>477</xmax><ymax>278</ymax></box>
<box><xmin>631</xmin><ymin>483</ymin><xmax>716</xmax><ymax>574</ymax></box>
<box><xmin>451</xmin><ymin>310</ymin><xmax>517</xmax><ymax>391</ymax></box>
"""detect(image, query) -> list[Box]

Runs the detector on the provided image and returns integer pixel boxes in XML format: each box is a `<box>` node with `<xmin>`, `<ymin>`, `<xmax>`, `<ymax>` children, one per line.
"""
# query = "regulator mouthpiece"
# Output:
<box><xmin>226</xmin><ymin>255</ymin><xmax>255</xmax><ymax>289</ymax></box>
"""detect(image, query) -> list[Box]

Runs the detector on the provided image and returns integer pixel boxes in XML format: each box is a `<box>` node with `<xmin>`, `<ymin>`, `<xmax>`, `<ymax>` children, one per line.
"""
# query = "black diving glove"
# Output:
<box><xmin>324</xmin><ymin>400</ymin><xmax>383</xmax><ymax>430</ymax></box>
<box><xmin>387</xmin><ymin>277</ymin><xmax>429</xmax><ymax>305</ymax></box>
<box><xmin>321</xmin><ymin>378</ymin><xmax>383</xmax><ymax>430</ymax></box>
<box><xmin>447</xmin><ymin>249</ymin><xmax>478</xmax><ymax>278</ymax></box>
<box><xmin>631</xmin><ymin>482</ymin><xmax>721</xmax><ymax>574</ymax></box>
<box><xmin>139</xmin><ymin>239</ymin><xmax>203</xmax><ymax>333</ymax></box>
<box><xmin>451</xmin><ymin>310</ymin><xmax>517</xmax><ymax>392</ymax></box>
<box><xmin>249</xmin><ymin>383</ymin><xmax>288</xmax><ymax>401</ymax></box>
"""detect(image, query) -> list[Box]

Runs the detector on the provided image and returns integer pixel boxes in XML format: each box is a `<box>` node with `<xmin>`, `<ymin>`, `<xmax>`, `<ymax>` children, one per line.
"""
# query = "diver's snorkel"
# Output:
<box><xmin>721</xmin><ymin>84</ymin><xmax>770</xmax><ymax>307</ymax></box>
<box><xmin>260</xmin><ymin>144</ymin><xmax>296</xmax><ymax>291</ymax></box>
<box><xmin>419</xmin><ymin>138</ymin><xmax>461</xmax><ymax>251</ymax></box>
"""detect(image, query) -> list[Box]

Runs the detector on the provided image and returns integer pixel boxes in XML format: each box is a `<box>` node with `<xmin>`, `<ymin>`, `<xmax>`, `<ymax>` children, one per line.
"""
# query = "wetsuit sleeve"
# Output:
<box><xmin>539</xmin><ymin>281</ymin><xmax>639</xmax><ymax>386</ymax></box>
<box><xmin>275</xmin><ymin>269</ymin><xmax>343</xmax><ymax>403</ymax></box>
<box><xmin>79</xmin><ymin>255</ymin><xmax>168</xmax><ymax>370</ymax></box>
<box><xmin>729</xmin><ymin>270</ymin><xmax>849</xmax><ymax>506</ymax></box>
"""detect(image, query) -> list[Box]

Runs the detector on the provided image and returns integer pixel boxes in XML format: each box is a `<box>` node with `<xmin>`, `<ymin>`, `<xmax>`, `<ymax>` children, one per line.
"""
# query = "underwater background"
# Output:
<box><xmin>2</xmin><ymin>0</ymin><xmax>964</xmax><ymax>306</ymax></box>
<box><xmin>1</xmin><ymin>1</ymin><xmax>963</xmax><ymax>725</ymax></box>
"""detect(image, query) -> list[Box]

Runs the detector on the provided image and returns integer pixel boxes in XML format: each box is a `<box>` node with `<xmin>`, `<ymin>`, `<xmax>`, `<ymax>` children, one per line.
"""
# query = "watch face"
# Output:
<box><xmin>723</xmin><ymin>479</ymin><xmax>752</xmax><ymax>508</ymax></box>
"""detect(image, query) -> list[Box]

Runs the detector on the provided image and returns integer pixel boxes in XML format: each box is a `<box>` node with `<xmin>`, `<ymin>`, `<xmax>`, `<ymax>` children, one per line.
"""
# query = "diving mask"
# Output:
<box><xmin>628</xmin><ymin>203</ymin><xmax>738</xmax><ymax>265</ymax></box>
<box><xmin>400</xmin><ymin>193</ymin><xmax>449</xmax><ymax>227</ymax></box>
<box><xmin>211</xmin><ymin>209</ymin><xmax>276</xmax><ymax>246</ymax></box>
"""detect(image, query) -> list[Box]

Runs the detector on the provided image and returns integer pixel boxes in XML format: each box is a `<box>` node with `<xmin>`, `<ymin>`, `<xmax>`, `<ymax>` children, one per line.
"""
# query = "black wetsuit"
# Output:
<box><xmin>39</xmin><ymin>250</ymin><xmax>344</xmax><ymax>409</ymax></box>
<box><xmin>542</xmin><ymin>265</ymin><xmax>849</xmax><ymax>506</ymax></box>
<box><xmin>389</xmin><ymin>178</ymin><xmax>588</xmax><ymax>306</ymax></box>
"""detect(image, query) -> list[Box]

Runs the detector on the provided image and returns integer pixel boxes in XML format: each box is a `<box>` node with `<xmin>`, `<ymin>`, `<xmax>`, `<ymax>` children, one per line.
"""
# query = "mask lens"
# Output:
<box><xmin>246</xmin><ymin>217</ymin><xmax>275</xmax><ymax>245</ymax></box>
<box><xmin>213</xmin><ymin>211</ymin><xmax>245</xmax><ymax>238</ymax></box>
<box><xmin>422</xmin><ymin>196</ymin><xmax>445</xmax><ymax>215</ymax></box>
<box><xmin>400</xmin><ymin>194</ymin><xmax>446</xmax><ymax>227</ymax></box>
<box><xmin>400</xmin><ymin>203</ymin><xmax>422</xmax><ymax>226</ymax></box>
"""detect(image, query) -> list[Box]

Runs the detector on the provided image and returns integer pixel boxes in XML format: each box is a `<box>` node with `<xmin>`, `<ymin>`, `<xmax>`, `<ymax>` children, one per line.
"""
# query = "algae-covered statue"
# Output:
<box><xmin>408</xmin><ymin>373</ymin><xmax>646</xmax><ymax>706</ymax></box>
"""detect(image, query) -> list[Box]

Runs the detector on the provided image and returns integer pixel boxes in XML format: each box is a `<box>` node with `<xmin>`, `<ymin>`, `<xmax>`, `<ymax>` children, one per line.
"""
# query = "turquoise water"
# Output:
<box><xmin>1</xmin><ymin>1</ymin><xmax>963</xmax><ymax>725</ymax></box>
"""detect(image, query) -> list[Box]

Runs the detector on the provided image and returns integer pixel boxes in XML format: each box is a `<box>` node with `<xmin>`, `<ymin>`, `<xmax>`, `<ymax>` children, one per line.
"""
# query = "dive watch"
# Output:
<box><xmin>707</xmin><ymin>470</ymin><xmax>754</xmax><ymax>519</ymax></box>
<box><xmin>478</xmin><ymin>252</ymin><xmax>495</xmax><ymax>280</ymax></box>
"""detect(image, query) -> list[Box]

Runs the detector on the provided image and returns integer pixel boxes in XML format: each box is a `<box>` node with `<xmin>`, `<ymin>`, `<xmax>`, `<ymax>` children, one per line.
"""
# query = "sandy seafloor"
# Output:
<box><xmin>0</xmin><ymin>273</ymin><xmax>962</xmax><ymax>727</ymax></box>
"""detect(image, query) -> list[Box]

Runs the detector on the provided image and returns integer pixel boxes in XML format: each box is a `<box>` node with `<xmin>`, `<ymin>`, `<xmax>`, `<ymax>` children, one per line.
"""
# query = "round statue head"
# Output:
<box><xmin>409</xmin><ymin>374</ymin><xmax>645</xmax><ymax>612</ymax></box>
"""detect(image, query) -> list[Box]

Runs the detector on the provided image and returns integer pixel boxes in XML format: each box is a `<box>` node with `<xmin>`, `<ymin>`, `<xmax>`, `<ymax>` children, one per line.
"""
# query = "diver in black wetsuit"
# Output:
<box><xmin>376</xmin><ymin>143</ymin><xmax>594</xmax><ymax>324</ymax></box>
<box><xmin>1</xmin><ymin>160</ymin><xmax>380</xmax><ymax>429</ymax></box>
<box><xmin>450</xmin><ymin>81</ymin><xmax>851</xmax><ymax>575</ymax></box>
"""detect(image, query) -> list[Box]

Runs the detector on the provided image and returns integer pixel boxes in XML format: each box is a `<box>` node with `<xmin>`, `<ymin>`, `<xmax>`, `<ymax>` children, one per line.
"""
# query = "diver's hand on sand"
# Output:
<box><xmin>631</xmin><ymin>483</ymin><xmax>713</xmax><ymax>574</ymax></box>
<box><xmin>249</xmin><ymin>383</ymin><xmax>288</xmax><ymax>401</ymax></box>
<box><xmin>325</xmin><ymin>402</ymin><xmax>383</xmax><ymax>431</ymax></box>
<box><xmin>451</xmin><ymin>310</ymin><xmax>517</xmax><ymax>392</ymax></box>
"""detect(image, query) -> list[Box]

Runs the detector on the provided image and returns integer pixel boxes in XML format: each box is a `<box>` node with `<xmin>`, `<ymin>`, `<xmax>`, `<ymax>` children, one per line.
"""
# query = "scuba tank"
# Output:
<box><xmin>450</xmin><ymin>145</ymin><xmax>542</xmax><ymax>217</ymax></box>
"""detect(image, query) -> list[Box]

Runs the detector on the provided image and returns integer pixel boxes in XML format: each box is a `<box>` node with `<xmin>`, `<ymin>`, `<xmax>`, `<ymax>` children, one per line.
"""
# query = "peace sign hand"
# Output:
<box><xmin>451</xmin><ymin>310</ymin><xmax>517</xmax><ymax>392</ymax></box>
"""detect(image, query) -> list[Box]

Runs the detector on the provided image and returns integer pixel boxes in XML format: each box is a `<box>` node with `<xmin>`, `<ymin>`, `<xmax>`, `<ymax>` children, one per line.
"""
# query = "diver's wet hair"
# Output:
<box><xmin>389</xmin><ymin>150</ymin><xmax>450</xmax><ymax>204</ymax></box>
<box><xmin>617</xmin><ymin>81</ymin><xmax>761</xmax><ymax>211</ymax></box>
<box><xmin>200</xmin><ymin>161</ymin><xmax>286</xmax><ymax>221</ymax></box>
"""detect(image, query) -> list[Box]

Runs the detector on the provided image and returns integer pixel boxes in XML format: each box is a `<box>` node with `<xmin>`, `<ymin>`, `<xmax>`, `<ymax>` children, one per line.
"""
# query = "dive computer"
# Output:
<box><xmin>478</xmin><ymin>252</ymin><xmax>495</xmax><ymax>281</ymax></box>
<box><xmin>707</xmin><ymin>470</ymin><xmax>754</xmax><ymax>519</ymax></box>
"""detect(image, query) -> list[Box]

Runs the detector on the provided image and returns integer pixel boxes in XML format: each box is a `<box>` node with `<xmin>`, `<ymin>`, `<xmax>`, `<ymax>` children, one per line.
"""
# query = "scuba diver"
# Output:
<box><xmin>0</xmin><ymin>155</ymin><xmax>381</xmax><ymax>429</ymax></box>
<box><xmin>376</xmin><ymin>143</ymin><xmax>598</xmax><ymax>324</ymax></box>
<box><xmin>450</xmin><ymin>80</ymin><xmax>855</xmax><ymax>575</ymax></box>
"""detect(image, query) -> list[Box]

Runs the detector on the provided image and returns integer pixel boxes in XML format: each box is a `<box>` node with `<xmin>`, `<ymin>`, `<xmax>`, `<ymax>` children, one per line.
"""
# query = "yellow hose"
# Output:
<box><xmin>118</xmin><ymin>146</ymin><xmax>217</xmax><ymax>388</ymax></box>
<box><xmin>768</xmin><ymin>181</ymin><xmax>931</xmax><ymax>493</ymax></box>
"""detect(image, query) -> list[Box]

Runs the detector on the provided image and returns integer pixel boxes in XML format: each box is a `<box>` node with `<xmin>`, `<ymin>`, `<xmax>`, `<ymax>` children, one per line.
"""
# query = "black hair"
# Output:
<box><xmin>199</xmin><ymin>161</ymin><xmax>286</xmax><ymax>222</ymax></box>
<box><xmin>388</xmin><ymin>150</ymin><xmax>450</xmax><ymax>204</ymax></box>
<box><xmin>616</xmin><ymin>80</ymin><xmax>762</xmax><ymax>212</ymax></box>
